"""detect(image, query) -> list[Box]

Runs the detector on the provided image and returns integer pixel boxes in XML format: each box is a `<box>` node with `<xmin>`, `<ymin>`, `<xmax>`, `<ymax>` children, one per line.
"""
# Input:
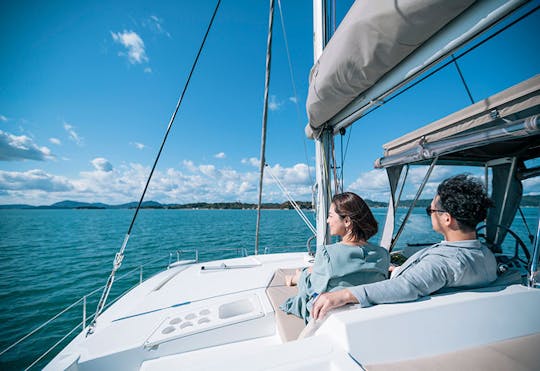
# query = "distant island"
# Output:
<box><xmin>1</xmin><ymin>195</ymin><xmax>538</xmax><ymax>210</ymax></box>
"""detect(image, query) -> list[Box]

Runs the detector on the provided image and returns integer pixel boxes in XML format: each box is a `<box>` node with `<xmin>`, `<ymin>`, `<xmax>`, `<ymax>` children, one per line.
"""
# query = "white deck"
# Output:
<box><xmin>46</xmin><ymin>252</ymin><xmax>540</xmax><ymax>370</ymax></box>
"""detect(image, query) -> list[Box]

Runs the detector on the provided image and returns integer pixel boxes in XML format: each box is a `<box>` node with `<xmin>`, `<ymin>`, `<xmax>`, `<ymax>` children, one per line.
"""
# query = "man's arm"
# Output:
<box><xmin>312</xmin><ymin>254</ymin><xmax>451</xmax><ymax>319</ymax></box>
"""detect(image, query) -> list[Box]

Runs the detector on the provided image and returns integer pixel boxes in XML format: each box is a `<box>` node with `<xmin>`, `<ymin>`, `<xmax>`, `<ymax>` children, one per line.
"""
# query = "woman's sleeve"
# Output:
<box><xmin>308</xmin><ymin>245</ymin><xmax>333</xmax><ymax>293</ymax></box>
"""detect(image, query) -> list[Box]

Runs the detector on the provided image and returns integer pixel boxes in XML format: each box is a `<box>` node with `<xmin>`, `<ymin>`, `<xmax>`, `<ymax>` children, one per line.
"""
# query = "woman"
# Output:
<box><xmin>280</xmin><ymin>192</ymin><xmax>389</xmax><ymax>323</ymax></box>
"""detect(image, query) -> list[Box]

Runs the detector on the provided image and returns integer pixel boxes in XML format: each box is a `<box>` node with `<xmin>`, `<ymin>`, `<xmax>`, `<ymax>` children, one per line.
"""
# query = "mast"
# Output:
<box><xmin>313</xmin><ymin>0</ymin><xmax>332</xmax><ymax>246</ymax></box>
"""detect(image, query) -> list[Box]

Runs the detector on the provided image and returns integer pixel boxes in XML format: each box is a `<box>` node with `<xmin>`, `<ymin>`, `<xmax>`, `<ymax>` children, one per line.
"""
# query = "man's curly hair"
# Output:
<box><xmin>436</xmin><ymin>174</ymin><xmax>493</xmax><ymax>232</ymax></box>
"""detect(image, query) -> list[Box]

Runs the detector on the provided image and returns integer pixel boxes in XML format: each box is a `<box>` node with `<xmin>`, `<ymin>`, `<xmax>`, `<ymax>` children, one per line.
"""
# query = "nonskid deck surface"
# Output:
<box><xmin>45</xmin><ymin>252</ymin><xmax>311</xmax><ymax>370</ymax></box>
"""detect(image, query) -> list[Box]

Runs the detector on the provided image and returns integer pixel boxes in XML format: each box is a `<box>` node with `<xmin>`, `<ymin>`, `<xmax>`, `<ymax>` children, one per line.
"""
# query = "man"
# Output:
<box><xmin>311</xmin><ymin>174</ymin><xmax>498</xmax><ymax>320</ymax></box>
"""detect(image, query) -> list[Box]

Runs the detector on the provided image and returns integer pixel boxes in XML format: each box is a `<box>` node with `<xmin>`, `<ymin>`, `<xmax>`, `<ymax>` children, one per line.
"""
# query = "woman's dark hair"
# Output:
<box><xmin>436</xmin><ymin>174</ymin><xmax>493</xmax><ymax>231</ymax></box>
<box><xmin>332</xmin><ymin>192</ymin><xmax>378</xmax><ymax>241</ymax></box>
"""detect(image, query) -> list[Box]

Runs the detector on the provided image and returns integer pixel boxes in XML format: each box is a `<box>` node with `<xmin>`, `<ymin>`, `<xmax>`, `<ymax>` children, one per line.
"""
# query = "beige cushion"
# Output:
<box><xmin>366</xmin><ymin>332</ymin><xmax>540</xmax><ymax>371</ymax></box>
<box><xmin>265</xmin><ymin>269</ymin><xmax>306</xmax><ymax>342</ymax></box>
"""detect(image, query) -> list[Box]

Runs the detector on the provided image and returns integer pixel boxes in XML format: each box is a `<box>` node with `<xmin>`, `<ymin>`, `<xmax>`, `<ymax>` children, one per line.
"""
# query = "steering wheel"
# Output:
<box><xmin>476</xmin><ymin>224</ymin><xmax>530</xmax><ymax>266</ymax></box>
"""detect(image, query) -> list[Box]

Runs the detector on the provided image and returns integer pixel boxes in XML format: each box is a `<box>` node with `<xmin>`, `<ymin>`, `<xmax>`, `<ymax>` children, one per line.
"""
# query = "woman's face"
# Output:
<box><xmin>327</xmin><ymin>203</ymin><xmax>347</xmax><ymax>236</ymax></box>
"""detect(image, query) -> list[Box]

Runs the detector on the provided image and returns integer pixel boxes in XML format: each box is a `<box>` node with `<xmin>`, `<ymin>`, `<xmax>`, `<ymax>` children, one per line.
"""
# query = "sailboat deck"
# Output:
<box><xmin>46</xmin><ymin>251</ymin><xmax>540</xmax><ymax>370</ymax></box>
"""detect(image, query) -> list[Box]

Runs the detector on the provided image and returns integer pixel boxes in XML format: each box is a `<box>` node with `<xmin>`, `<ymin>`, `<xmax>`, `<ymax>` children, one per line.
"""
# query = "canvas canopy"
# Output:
<box><xmin>376</xmin><ymin>75</ymin><xmax>540</xmax><ymax>251</ymax></box>
<box><xmin>375</xmin><ymin>74</ymin><xmax>540</xmax><ymax>168</ymax></box>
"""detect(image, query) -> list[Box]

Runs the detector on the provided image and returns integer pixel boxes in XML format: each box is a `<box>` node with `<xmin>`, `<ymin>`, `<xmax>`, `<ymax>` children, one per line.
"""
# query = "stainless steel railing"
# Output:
<box><xmin>1</xmin><ymin>254</ymin><xmax>173</xmax><ymax>370</ymax></box>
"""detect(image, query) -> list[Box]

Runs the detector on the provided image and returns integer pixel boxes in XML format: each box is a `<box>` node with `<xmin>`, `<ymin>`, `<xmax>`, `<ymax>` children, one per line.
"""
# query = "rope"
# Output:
<box><xmin>265</xmin><ymin>164</ymin><xmax>316</xmax><ymax>235</ymax></box>
<box><xmin>255</xmin><ymin>0</ymin><xmax>275</xmax><ymax>255</ymax></box>
<box><xmin>88</xmin><ymin>0</ymin><xmax>222</xmax><ymax>332</ymax></box>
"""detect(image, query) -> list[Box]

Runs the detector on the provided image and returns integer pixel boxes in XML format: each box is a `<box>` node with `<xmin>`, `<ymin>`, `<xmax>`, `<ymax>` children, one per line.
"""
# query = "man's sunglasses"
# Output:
<box><xmin>426</xmin><ymin>206</ymin><xmax>446</xmax><ymax>216</ymax></box>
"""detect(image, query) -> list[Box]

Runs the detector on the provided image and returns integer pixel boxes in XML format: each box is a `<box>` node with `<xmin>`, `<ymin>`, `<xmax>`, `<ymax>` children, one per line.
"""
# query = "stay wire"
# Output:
<box><xmin>89</xmin><ymin>0</ymin><xmax>222</xmax><ymax>326</ymax></box>
<box><xmin>451</xmin><ymin>54</ymin><xmax>475</xmax><ymax>104</ymax></box>
<box><xmin>126</xmin><ymin>0</ymin><xmax>222</xmax><ymax>236</ymax></box>
<box><xmin>276</xmin><ymin>0</ymin><xmax>314</xmax><ymax>185</ymax></box>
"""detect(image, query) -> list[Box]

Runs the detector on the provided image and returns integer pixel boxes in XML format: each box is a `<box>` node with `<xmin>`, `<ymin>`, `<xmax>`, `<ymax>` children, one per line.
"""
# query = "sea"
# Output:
<box><xmin>0</xmin><ymin>207</ymin><xmax>537</xmax><ymax>369</ymax></box>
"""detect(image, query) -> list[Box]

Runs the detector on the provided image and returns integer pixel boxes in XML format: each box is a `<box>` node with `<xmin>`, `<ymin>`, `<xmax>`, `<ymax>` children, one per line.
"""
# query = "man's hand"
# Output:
<box><xmin>311</xmin><ymin>289</ymin><xmax>358</xmax><ymax>320</ymax></box>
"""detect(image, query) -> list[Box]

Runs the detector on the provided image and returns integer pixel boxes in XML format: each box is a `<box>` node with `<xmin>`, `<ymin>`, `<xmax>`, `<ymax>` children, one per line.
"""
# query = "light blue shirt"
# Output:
<box><xmin>350</xmin><ymin>240</ymin><xmax>498</xmax><ymax>307</ymax></box>
<box><xmin>281</xmin><ymin>242</ymin><xmax>389</xmax><ymax>322</ymax></box>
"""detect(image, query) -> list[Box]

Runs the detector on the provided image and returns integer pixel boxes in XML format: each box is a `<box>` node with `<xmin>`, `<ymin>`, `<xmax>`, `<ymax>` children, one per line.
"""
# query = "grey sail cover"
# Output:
<box><xmin>306</xmin><ymin>0</ymin><xmax>475</xmax><ymax>137</ymax></box>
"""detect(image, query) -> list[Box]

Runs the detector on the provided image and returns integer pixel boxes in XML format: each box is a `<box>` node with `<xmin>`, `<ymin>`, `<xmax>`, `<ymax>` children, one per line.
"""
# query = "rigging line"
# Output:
<box><xmin>517</xmin><ymin>206</ymin><xmax>534</xmax><ymax>243</ymax></box>
<box><xmin>451</xmin><ymin>54</ymin><xmax>475</xmax><ymax>104</ymax></box>
<box><xmin>276</xmin><ymin>0</ymin><xmax>314</xmax><ymax>185</ymax></box>
<box><xmin>255</xmin><ymin>0</ymin><xmax>275</xmax><ymax>255</ymax></box>
<box><xmin>265</xmin><ymin>164</ymin><xmax>317</xmax><ymax>235</ymax></box>
<box><xmin>340</xmin><ymin>131</ymin><xmax>344</xmax><ymax>192</ymax></box>
<box><xmin>320</xmin><ymin>131</ymin><xmax>333</xmax><ymax>244</ymax></box>
<box><xmin>353</xmin><ymin>4</ymin><xmax>540</xmax><ymax>124</ymax></box>
<box><xmin>331</xmin><ymin>135</ymin><xmax>339</xmax><ymax>194</ymax></box>
<box><xmin>88</xmin><ymin>0</ymin><xmax>222</xmax><ymax>330</ymax></box>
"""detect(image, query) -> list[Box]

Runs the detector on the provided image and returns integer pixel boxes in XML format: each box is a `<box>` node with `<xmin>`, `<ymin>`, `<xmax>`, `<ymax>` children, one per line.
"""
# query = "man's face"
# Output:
<box><xmin>430</xmin><ymin>195</ymin><xmax>444</xmax><ymax>234</ymax></box>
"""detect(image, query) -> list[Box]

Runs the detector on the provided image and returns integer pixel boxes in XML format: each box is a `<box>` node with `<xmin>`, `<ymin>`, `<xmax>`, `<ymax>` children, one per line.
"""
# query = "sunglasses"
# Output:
<box><xmin>426</xmin><ymin>206</ymin><xmax>446</xmax><ymax>216</ymax></box>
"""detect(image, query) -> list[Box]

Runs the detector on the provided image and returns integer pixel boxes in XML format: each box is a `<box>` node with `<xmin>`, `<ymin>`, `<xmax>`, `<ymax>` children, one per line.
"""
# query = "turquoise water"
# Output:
<box><xmin>0</xmin><ymin>207</ymin><xmax>537</xmax><ymax>369</ymax></box>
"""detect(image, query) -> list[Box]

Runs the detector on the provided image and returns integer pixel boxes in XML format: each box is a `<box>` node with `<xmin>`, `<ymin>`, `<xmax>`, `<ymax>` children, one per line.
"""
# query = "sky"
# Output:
<box><xmin>1</xmin><ymin>0</ymin><xmax>539</xmax><ymax>206</ymax></box>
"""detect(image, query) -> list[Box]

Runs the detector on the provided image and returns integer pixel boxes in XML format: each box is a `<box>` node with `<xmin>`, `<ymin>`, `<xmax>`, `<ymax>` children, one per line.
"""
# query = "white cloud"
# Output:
<box><xmin>523</xmin><ymin>177</ymin><xmax>540</xmax><ymax>195</ymax></box>
<box><xmin>242</xmin><ymin>157</ymin><xmax>260</xmax><ymax>167</ymax></box>
<box><xmin>182</xmin><ymin>160</ymin><xmax>197</xmax><ymax>172</ymax></box>
<box><xmin>199</xmin><ymin>164</ymin><xmax>217</xmax><ymax>177</ymax></box>
<box><xmin>91</xmin><ymin>157</ymin><xmax>113</xmax><ymax>172</ymax></box>
<box><xmin>0</xmin><ymin>160</ymin><xmax>316</xmax><ymax>205</ymax></box>
<box><xmin>111</xmin><ymin>30</ymin><xmax>149</xmax><ymax>64</ymax></box>
<box><xmin>214</xmin><ymin>152</ymin><xmax>226</xmax><ymax>159</ymax></box>
<box><xmin>268</xmin><ymin>95</ymin><xmax>282</xmax><ymax>111</ymax></box>
<box><xmin>63</xmin><ymin>122</ymin><xmax>83</xmax><ymax>145</ymax></box>
<box><xmin>144</xmin><ymin>67</ymin><xmax>152</xmax><ymax>74</ymax></box>
<box><xmin>146</xmin><ymin>15</ymin><xmax>171</xmax><ymax>38</ymax></box>
<box><xmin>49</xmin><ymin>138</ymin><xmax>61</xmax><ymax>145</ymax></box>
<box><xmin>0</xmin><ymin>115</ymin><xmax>8</xmax><ymax>122</ymax></box>
<box><xmin>266</xmin><ymin>163</ymin><xmax>311</xmax><ymax>185</ymax></box>
<box><xmin>0</xmin><ymin>169</ymin><xmax>72</xmax><ymax>192</ymax></box>
<box><xmin>348</xmin><ymin>169</ymin><xmax>389</xmax><ymax>201</ymax></box>
<box><xmin>0</xmin><ymin>130</ymin><xmax>53</xmax><ymax>161</ymax></box>
<box><xmin>131</xmin><ymin>142</ymin><xmax>146</xmax><ymax>150</ymax></box>
<box><xmin>346</xmin><ymin>166</ymin><xmax>496</xmax><ymax>202</ymax></box>
<box><xmin>289</xmin><ymin>97</ymin><xmax>298</xmax><ymax>104</ymax></box>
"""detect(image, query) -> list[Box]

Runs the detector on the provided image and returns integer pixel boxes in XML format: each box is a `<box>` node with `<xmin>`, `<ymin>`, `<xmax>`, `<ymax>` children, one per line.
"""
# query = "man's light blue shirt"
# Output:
<box><xmin>350</xmin><ymin>240</ymin><xmax>498</xmax><ymax>307</ymax></box>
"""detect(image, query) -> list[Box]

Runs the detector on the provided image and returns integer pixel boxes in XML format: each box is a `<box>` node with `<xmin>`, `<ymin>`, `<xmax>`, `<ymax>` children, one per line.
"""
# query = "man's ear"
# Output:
<box><xmin>446</xmin><ymin>213</ymin><xmax>459</xmax><ymax>229</ymax></box>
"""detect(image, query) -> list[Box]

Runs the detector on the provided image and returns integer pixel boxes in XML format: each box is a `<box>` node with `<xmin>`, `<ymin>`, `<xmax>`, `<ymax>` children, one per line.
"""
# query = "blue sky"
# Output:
<box><xmin>1</xmin><ymin>0</ymin><xmax>539</xmax><ymax>205</ymax></box>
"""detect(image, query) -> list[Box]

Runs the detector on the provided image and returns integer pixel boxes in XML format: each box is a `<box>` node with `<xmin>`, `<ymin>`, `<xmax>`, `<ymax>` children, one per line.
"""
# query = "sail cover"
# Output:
<box><xmin>306</xmin><ymin>0</ymin><xmax>476</xmax><ymax>137</ymax></box>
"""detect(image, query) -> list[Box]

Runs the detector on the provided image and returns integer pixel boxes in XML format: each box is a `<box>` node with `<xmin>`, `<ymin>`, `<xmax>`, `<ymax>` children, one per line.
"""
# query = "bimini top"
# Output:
<box><xmin>305</xmin><ymin>0</ymin><xmax>528</xmax><ymax>138</ymax></box>
<box><xmin>374</xmin><ymin>74</ymin><xmax>540</xmax><ymax>169</ymax></box>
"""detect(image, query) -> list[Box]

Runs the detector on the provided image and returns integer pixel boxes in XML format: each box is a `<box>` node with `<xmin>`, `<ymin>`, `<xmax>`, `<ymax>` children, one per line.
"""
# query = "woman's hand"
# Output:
<box><xmin>311</xmin><ymin>289</ymin><xmax>358</xmax><ymax>320</ymax></box>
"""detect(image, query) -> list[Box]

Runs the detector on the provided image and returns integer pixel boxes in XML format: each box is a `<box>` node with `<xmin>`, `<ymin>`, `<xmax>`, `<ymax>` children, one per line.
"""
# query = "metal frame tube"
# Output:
<box><xmin>495</xmin><ymin>157</ymin><xmax>517</xmax><ymax>243</ymax></box>
<box><xmin>529</xmin><ymin>210</ymin><xmax>540</xmax><ymax>287</ymax></box>
<box><xmin>390</xmin><ymin>158</ymin><xmax>438</xmax><ymax>252</ymax></box>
